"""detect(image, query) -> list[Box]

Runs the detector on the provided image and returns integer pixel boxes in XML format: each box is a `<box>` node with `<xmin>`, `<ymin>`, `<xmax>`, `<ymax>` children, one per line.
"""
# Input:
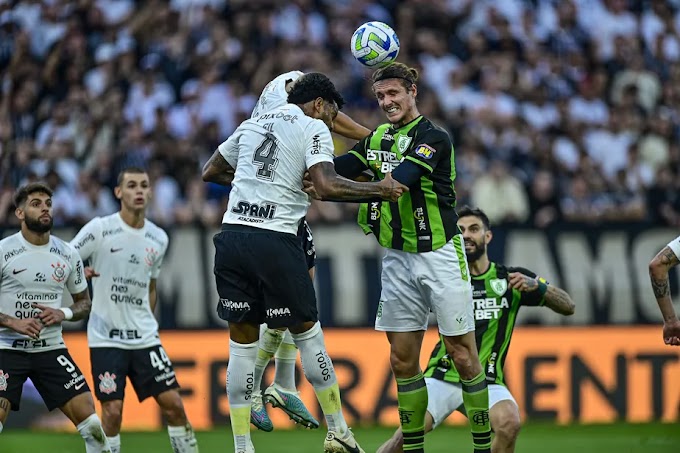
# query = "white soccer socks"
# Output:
<box><xmin>76</xmin><ymin>413</ymin><xmax>112</xmax><ymax>453</ymax></box>
<box><xmin>227</xmin><ymin>339</ymin><xmax>258</xmax><ymax>451</ymax></box>
<box><xmin>168</xmin><ymin>424</ymin><xmax>199</xmax><ymax>453</ymax></box>
<box><xmin>106</xmin><ymin>434</ymin><xmax>120</xmax><ymax>453</ymax></box>
<box><xmin>292</xmin><ymin>322</ymin><xmax>348</xmax><ymax>435</ymax></box>
<box><xmin>273</xmin><ymin>329</ymin><xmax>298</xmax><ymax>390</ymax></box>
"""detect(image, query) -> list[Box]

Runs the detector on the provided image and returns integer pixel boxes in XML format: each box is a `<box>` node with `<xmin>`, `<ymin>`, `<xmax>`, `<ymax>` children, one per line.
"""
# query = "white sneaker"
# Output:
<box><xmin>324</xmin><ymin>429</ymin><xmax>365</xmax><ymax>453</ymax></box>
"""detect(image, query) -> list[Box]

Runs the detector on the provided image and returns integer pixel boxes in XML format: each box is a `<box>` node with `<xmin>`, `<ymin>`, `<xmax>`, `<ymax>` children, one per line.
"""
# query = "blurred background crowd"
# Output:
<box><xmin>0</xmin><ymin>0</ymin><xmax>677</xmax><ymax>229</ymax></box>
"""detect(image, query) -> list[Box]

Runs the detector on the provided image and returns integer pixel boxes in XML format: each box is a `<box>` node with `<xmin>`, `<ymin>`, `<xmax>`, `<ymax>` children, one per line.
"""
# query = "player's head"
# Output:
<box><xmin>457</xmin><ymin>206</ymin><xmax>492</xmax><ymax>263</ymax></box>
<box><xmin>115</xmin><ymin>167</ymin><xmax>151</xmax><ymax>212</ymax></box>
<box><xmin>13</xmin><ymin>182</ymin><xmax>53</xmax><ymax>233</ymax></box>
<box><xmin>288</xmin><ymin>72</ymin><xmax>344</xmax><ymax>132</ymax></box>
<box><xmin>371</xmin><ymin>63</ymin><xmax>419</xmax><ymax>126</ymax></box>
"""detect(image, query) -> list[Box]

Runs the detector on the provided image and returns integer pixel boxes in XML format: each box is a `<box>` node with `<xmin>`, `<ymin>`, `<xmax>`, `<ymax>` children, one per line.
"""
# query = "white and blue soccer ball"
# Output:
<box><xmin>350</xmin><ymin>21</ymin><xmax>400</xmax><ymax>68</ymax></box>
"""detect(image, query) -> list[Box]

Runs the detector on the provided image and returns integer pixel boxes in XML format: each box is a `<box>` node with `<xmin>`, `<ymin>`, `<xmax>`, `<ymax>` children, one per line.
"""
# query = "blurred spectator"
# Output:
<box><xmin>0</xmin><ymin>0</ymin><xmax>674</xmax><ymax>228</ymax></box>
<box><xmin>470</xmin><ymin>160</ymin><xmax>529</xmax><ymax>224</ymax></box>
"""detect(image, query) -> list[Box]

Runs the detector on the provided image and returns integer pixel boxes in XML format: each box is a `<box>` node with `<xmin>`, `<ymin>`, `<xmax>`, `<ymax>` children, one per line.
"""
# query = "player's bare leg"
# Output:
<box><xmin>0</xmin><ymin>397</ymin><xmax>10</xmax><ymax>434</ymax></box>
<box><xmin>443</xmin><ymin>333</ymin><xmax>491</xmax><ymax>453</ymax></box>
<box><xmin>489</xmin><ymin>400</ymin><xmax>520</xmax><ymax>453</ymax></box>
<box><xmin>288</xmin><ymin>320</ymin><xmax>363</xmax><ymax>453</ymax></box>
<box><xmin>99</xmin><ymin>399</ymin><xmax>123</xmax><ymax>452</ymax></box>
<box><xmin>155</xmin><ymin>389</ymin><xmax>199</xmax><ymax>453</ymax></box>
<box><xmin>386</xmin><ymin>330</ymin><xmax>428</xmax><ymax>453</ymax></box>
<box><xmin>60</xmin><ymin>392</ymin><xmax>111</xmax><ymax>453</ymax></box>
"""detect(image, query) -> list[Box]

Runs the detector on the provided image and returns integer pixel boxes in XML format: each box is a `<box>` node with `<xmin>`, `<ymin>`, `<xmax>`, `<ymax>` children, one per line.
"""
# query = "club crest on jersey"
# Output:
<box><xmin>0</xmin><ymin>369</ymin><xmax>8</xmax><ymax>391</ymax></box>
<box><xmin>51</xmin><ymin>262</ymin><xmax>66</xmax><ymax>283</ymax></box>
<box><xmin>489</xmin><ymin>278</ymin><xmax>508</xmax><ymax>296</ymax></box>
<box><xmin>397</xmin><ymin>136</ymin><xmax>412</xmax><ymax>153</ymax></box>
<box><xmin>145</xmin><ymin>248</ymin><xmax>158</xmax><ymax>267</ymax></box>
<box><xmin>414</xmin><ymin>144</ymin><xmax>436</xmax><ymax>160</ymax></box>
<box><xmin>98</xmin><ymin>372</ymin><xmax>117</xmax><ymax>394</ymax></box>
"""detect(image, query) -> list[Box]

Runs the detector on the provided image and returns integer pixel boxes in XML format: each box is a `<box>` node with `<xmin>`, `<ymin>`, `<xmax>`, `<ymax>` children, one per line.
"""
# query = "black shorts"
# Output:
<box><xmin>0</xmin><ymin>348</ymin><xmax>90</xmax><ymax>411</ymax></box>
<box><xmin>214</xmin><ymin>224</ymin><xmax>318</xmax><ymax>328</ymax></box>
<box><xmin>297</xmin><ymin>219</ymin><xmax>316</xmax><ymax>270</ymax></box>
<box><xmin>90</xmin><ymin>345</ymin><xmax>180</xmax><ymax>402</ymax></box>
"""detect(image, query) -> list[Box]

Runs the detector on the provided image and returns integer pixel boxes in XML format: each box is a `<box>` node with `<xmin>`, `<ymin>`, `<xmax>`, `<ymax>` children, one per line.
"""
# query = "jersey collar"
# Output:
<box><xmin>472</xmin><ymin>262</ymin><xmax>495</xmax><ymax>280</ymax></box>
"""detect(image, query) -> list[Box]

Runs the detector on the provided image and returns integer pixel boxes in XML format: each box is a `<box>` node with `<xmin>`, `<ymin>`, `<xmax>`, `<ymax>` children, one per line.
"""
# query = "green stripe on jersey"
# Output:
<box><xmin>424</xmin><ymin>263</ymin><xmax>523</xmax><ymax>386</ymax></box>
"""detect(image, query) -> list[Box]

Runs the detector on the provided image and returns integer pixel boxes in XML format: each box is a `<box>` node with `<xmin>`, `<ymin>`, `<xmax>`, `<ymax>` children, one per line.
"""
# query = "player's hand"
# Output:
<box><xmin>302</xmin><ymin>171</ymin><xmax>321</xmax><ymax>200</ymax></box>
<box><xmin>9</xmin><ymin>318</ymin><xmax>42</xmax><ymax>339</ymax></box>
<box><xmin>32</xmin><ymin>303</ymin><xmax>65</xmax><ymax>326</ymax></box>
<box><xmin>508</xmin><ymin>272</ymin><xmax>539</xmax><ymax>292</ymax></box>
<box><xmin>379</xmin><ymin>172</ymin><xmax>409</xmax><ymax>202</ymax></box>
<box><xmin>85</xmin><ymin>267</ymin><xmax>100</xmax><ymax>279</ymax></box>
<box><xmin>662</xmin><ymin>319</ymin><xmax>680</xmax><ymax>346</ymax></box>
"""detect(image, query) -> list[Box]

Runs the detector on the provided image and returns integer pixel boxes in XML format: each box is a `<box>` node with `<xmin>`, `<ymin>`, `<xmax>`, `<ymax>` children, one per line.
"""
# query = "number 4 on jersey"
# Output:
<box><xmin>253</xmin><ymin>133</ymin><xmax>279</xmax><ymax>181</ymax></box>
<box><xmin>149</xmin><ymin>347</ymin><xmax>172</xmax><ymax>370</ymax></box>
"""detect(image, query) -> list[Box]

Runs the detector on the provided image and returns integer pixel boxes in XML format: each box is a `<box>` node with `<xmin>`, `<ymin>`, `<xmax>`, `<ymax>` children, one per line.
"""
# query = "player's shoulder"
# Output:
<box><xmin>50</xmin><ymin>234</ymin><xmax>79</xmax><ymax>258</ymax></box>
<box><xmin>0</xmin><ymin>232</ymin><xmax>22</xmax><ymax>251</ymax></box>
<box><xmin>272</xmin><ymin>70</ymin><xmax>304</xmax><ymax>85</ymax></box>
<box><xmin>505</xmin><ymin>265</ymin><xmax>537</xmax><ymax>278</ymax></box>
<box><xmin>143</xmin><ymin>220</ymin><xmax>169</xmax><ymax>248</ymax></box>
<box><xmin>415</xmin><ymin>117</ymin><xmax>452</xmax><ymax>144</ymax></box>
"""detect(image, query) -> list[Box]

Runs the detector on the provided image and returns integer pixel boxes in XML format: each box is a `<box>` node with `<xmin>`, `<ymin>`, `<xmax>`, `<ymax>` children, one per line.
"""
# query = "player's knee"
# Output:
<box><xmin>389</xmin><ymin>348</ymin><xmax>419</xmax><ymax>377</ymax></box>
<box><xmin>159</xmin><ymin>395</ymin><xmax>187</xmax><ymax>425</ymax></box>
<box><xmin>494</xmin><ymin>414</ymin><xmax>521</xmax><ymax>442</ymax></box>
<box><xmin>101</xmin><ymin>401</ymin><xmax>123</xmax><ymax>431</ymax></box>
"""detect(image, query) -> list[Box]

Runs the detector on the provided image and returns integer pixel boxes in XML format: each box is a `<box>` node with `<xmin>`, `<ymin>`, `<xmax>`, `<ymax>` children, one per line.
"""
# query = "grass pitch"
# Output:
<box><xmin>1</xmin><ymin>422</ymin><xmax>678</xmax><ymax>452</ymax></box>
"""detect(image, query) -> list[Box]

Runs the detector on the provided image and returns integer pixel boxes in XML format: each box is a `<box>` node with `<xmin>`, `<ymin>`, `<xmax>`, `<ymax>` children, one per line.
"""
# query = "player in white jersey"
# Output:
<box><xmin>249</xmin><ymin>71</ymin><xmax>372</xmax><ymax>433</ymax></box>
<box><xmin>649</xmin><ymin>236</ymin><xmax>680</xmax><ymax>346</ymax></box>
<box><xmin>202</xmin><ymin>72</ymin><xmax>407</xmax><ymax>453</ymax></box>
<box><xmin>0</xmin><ymin>183</ymin><xmax>111</xmax><ymax>453</ymax></box>
<box><xmin>71</xmin><ymin>168</ymin><xmax>198</xmax><ymax>453</ymax></box>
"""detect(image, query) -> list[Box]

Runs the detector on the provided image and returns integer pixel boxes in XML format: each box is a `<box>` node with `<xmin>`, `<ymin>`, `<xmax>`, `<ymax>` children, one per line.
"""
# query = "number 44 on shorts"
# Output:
<box><xmin>149</xmin><ymin>347</ymin><xmax>172</xmax><ymax>370</ymax></box>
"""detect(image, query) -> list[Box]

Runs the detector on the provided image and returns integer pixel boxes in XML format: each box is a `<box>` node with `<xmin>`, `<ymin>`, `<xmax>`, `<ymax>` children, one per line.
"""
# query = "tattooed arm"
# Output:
<box><xmin>508</xmin><ymin>271</ymin><xmax>574</xmax><ymax>315</ymax></box>
<box><xmin>649</xmin><ymin>246</ymin><xmax>678</xmax><ymax>322</ymax></box>
<box><xmin>307</xmin><ymin>161</ymin><xmax>407</xmax><ymax>202</ymax></box>
<box><xmin>543</xmin><ymin>285</ymin><xmax>575</xmax><ymax>316</ymax></box>
<box><xmin>202</xmin><ymin>149</ymin><xmax>236</xmax><ymax>187</ymax></box>
<box><xmin>34</xmin><ymin>289</ymin><xmax>92</xmax><ymax>326</ymax></box>
<box><xmin>649</xmin><ymin>245</ymin><xmax>680</xmax><ymax>345</ymax></box>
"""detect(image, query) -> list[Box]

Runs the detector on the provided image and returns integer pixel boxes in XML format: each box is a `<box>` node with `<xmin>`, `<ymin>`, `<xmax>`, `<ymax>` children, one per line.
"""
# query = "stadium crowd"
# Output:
<box><xmin>0</xmin><ymin>0</ymin><xmax>678</xmax><ymax>229</ymax></box>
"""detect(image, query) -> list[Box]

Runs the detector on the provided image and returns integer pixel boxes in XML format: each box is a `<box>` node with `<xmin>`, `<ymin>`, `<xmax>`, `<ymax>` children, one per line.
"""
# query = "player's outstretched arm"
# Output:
<box><xmin>333</xmin><ymin>112</ymin><xmax>371</xmax><ymax>140</ymax></box>
<box><xmin>202</xmin><ymin>150</ymin><xmax>236</xmax><ymax>186</ymax></box>
<box><xmin>649</xmin><ymin>245</ymin><xmax>680</xmax><ymax>345</ymax></box>
<box><xmin>0</xmin><ymin>312</ymin><xmax>41</xmax><ymax>339</ymax></box>
<box><xmin>307</xmin><ymin>161</ymin><xmax>408</xmax><ymax>202</ymax></box>
<box><xmin>508</xmin><ymin>272</ymin><xmax>575</xmax><ymax>315</ymax></box>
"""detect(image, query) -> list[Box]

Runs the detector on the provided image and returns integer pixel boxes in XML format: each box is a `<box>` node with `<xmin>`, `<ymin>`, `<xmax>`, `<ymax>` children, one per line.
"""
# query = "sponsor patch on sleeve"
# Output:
<box><xmin>413</xmin><ymin>144</ymin><xmax>436</xmax><ymax>160</ymax></box>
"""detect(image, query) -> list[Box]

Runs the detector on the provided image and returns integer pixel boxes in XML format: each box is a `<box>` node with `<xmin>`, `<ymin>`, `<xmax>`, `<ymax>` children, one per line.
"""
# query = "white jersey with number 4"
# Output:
<box><xmin>218</xmin><ymin>103</ymin><xmax>335</xmax><ymax>235</ymax></box>
<box><xmin>0</xmin><ymin>233</ymin><xmax>87</xmax><ymax>352</ymax></box>
<box><xmin>71</xmin><ymin>213</ymin><xmax>168</xmax><ymax>349</ymax></box>
<box><xmin>251</xmin><ymin>71</ymin><xmax>304</xmax><ymax>118</ymax></box>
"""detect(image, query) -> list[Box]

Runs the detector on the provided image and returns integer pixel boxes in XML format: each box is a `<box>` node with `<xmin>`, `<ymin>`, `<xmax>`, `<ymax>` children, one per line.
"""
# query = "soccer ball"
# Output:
<box><xmin>350</xmin><ymin>21</ymin><xmax>400</xmax><ymax>68</ymax></box>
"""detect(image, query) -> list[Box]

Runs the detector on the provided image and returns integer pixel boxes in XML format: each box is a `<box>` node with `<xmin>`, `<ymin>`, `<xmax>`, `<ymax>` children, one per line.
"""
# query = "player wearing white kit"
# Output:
<box><xmin>71</xmin><ymin>168</ymin><xmax>198</xmax><ymax>453</ymax></box>
<box><xmin>249</xmin><ymin>70</ymin><xmax>371</xmax><ymax>432</ymax></box>
<box><xmin>202</xmin><ymin>72</ymin><xmax>407</xmax><ymax>453</ymax></box>
<box><xmin>0</xmin><ymin>183</ymin><xmax>111</xmax><ymax>453</ymax></box>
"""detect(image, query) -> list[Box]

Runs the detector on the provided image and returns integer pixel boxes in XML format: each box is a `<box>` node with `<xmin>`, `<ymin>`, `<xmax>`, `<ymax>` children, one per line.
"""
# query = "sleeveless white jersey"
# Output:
<box><xmin>219</xmin><ymin>104</ymin><xmax>335</xmax><ymax>234</ymax></box>
<box><xmin>71</xmin><ymin>213</ymin><xmax>168</xmax><ymax>349</ymax></box>
<box><xmin>251</xmin><ymin>71</ymin><xmax>304</xmax><ymax>118</ymax></box>
<box><xmin>0</xmin><ymin>232</ymin><xmax>87</xmax><ymax>352</ymax></box>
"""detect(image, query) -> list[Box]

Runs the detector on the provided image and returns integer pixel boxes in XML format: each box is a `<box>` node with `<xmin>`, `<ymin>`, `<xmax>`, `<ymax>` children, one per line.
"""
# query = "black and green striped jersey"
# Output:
<box><xmin>424</xmin><ymin>263</ymin><xmax>548</xmax><ymax>386</ymax></box>
<box><xmin>349</xmin><ymin>116</ymin><xmax>458</xmax><ymax>253</ymax></box>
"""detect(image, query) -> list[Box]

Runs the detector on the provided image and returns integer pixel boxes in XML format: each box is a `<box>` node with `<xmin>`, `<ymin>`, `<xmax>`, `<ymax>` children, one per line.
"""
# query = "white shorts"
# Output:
<box><xmin>375</xmin><ymin>235</ymin><xmax>474</xmax><ymax>336</ymax></box>
<box><xmin>425</xmin><ymin>377</ymin><xmax>517</xmax><ymax>428</ymax></box>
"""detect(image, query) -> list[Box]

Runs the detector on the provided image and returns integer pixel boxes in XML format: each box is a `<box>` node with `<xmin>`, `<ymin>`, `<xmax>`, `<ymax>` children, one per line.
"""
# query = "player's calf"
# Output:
<box><xmin>156</xmin><ymin>390</ymin><xmax>198</xmax><ymax>453</ymax></box>
<box><xmin>61</xmin><ymin>392</ymin><xmax>112</xmax><ymax>453</ymax></box>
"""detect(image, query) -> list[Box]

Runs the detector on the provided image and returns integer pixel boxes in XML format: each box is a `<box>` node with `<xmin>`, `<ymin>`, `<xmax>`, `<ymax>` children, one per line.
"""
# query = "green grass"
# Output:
<box><xmin>1</xmin><ymin>423</ymin><xmax>678</xmax><ymax>452</ymax></box>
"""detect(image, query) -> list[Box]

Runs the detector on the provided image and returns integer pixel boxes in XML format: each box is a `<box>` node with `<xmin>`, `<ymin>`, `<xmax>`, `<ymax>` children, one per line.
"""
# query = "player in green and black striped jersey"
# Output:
<box><xmin>377</xmin><ymin>207</ymin><xmax>575</xmax><ymax>453</ymax></box>
<box><xmin>333</xmin><ymin>63</ymin><xmax>490</xmax><ymax>453</ymax></box>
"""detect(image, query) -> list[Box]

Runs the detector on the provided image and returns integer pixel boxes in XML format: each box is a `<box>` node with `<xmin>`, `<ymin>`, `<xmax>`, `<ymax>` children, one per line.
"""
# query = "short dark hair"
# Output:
<box><xmin>117</xmin><ymin>166</ymin><xmax>148</xmax><ymax>185</ymax></box>
<box><xmin>287</xmin><ymin>72</ymin><xmax>345</xmax><ymax>109</ymax></box>
<box><xmin>372</xmin><ymin>62</ymin><xmax>419</xmax><ymax>90</ymax></box>
<box><xmin>457</xmin><ymin>205</ymin><xmax>491</xmax><ymax>230</ymax></box>
<box><xmin>13</xmin><ymin>182</ymin><xmax>53</xmax><ymax>208</ymax></box>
